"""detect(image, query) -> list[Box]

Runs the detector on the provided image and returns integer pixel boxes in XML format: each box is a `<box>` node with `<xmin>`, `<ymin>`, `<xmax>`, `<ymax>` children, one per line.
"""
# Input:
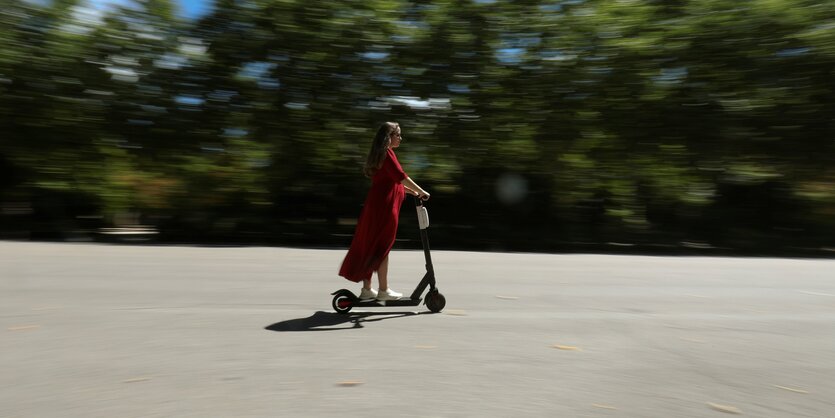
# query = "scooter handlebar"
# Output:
<box><xmin>413</xmin><ymin>195</ymin><xmax>428</xmax><ymax>206</ymax></box>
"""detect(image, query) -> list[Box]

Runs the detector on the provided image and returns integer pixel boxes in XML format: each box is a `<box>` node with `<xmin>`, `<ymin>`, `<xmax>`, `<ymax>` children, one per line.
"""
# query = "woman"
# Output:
<box><xmin>338</xmin><ymin>122</ymin><xmax>430</xmax><ymax>301</ymax></box>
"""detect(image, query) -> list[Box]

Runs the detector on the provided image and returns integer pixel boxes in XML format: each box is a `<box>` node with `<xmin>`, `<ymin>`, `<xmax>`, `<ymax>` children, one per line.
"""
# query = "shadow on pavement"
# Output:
<box><xmin>266</xmin><ymin>310</ymin><xmax>430</xmax><ymax>332</ymax></box>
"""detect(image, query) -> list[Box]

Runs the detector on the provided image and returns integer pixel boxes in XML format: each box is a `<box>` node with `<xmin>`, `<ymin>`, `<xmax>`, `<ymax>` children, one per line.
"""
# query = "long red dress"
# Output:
<box><xmin>339</xmin><ymin>148</ymin><xmax>408</xmax><ymax>282</ymax></box>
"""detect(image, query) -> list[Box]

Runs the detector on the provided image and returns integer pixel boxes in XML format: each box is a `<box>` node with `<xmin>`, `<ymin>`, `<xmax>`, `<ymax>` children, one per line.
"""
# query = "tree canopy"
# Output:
<box><xmin>1</xmin><ymin>0</ymin><xmax>833</xmax><ymax>254</ymax></box>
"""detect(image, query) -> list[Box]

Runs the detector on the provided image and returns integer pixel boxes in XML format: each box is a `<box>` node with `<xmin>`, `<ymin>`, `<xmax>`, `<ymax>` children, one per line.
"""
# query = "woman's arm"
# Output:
<box><xmin>401</xmin><ymin>176</ymin><xmax>430</xmax><ymax>200</ymax></box>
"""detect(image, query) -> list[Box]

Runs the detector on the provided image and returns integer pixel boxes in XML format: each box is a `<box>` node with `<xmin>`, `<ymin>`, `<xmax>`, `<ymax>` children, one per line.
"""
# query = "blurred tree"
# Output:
<box><xmin>1</xmin><ymin>0</ymin><xmax>833</xmax><ymax>251</ymax></box>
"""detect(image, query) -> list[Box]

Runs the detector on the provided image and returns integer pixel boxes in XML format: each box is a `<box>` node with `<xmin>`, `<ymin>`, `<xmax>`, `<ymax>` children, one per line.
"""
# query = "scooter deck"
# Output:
<box><xmin>353</xmin><ymin>298</ymin><xmax>422</xmax><ymax>307</ymax></box>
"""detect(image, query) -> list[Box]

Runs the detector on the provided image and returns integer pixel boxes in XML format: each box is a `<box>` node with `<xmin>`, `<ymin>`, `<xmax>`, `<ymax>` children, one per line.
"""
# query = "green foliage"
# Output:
<box><xmin>1</xmin><ymin>0</ymin><xmax>833</xmax><ymax>250</ymax></box>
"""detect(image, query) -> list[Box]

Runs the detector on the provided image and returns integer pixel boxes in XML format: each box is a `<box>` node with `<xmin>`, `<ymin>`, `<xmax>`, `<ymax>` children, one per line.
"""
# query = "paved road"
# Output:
<box><xmin>2</xmin><ymin>241</ymin><xmax>834</xmax><ymax>417</ymax></box>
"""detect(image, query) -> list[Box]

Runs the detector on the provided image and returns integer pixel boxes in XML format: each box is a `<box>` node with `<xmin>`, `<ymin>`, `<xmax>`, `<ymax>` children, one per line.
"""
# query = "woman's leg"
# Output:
<box><xmin>377</xmin><ymin>255</ymin><xmax>389</xmax><ymax>291</ymax></box>
<box><xmin>363</xmin><ymin>279</ymin><xmax>372</xmax><ymax>290</ymax></box>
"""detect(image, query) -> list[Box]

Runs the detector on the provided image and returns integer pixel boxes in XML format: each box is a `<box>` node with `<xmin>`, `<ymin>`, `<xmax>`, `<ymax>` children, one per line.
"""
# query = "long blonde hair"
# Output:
<box><xmin>363</xmin><ymin>122</ymin><xmax>399</xmax><ymax>177</ymax></box>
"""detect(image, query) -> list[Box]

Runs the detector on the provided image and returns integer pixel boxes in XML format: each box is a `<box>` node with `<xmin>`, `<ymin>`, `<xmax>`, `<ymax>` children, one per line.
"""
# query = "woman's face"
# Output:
<box><xmin>389</xmin><ymin>127</ymin><xmax>402</xmax><ymax>149</ymax></box>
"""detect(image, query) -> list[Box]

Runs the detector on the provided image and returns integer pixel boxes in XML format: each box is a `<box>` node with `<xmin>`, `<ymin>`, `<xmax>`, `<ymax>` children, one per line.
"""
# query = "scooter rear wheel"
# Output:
<box><xmin>332</xmin><ymin>293</ymin><xmax>354</xmax><ymax>314</ymax></box>
<box><xmin>426</xmin><ymin>290</ymin><xmax>446</xmax><ymax>313</ymax></box>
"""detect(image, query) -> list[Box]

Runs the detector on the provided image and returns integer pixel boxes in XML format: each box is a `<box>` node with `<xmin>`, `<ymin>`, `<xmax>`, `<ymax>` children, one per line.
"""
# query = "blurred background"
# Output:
<box><xmin>1</xmin><ymin>0</ymin><xmax>833</xmax><ymax>254</ymax></box>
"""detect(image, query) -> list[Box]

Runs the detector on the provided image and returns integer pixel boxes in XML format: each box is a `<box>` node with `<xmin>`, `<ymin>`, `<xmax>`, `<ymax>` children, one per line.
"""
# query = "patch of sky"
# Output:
<box><xmin>360</xmin><ymin>99</ymin><xmax>392</xmax><ymax>111</ymax></box>
<box><xmin>239</xmin><ymin>61</ymin><xmax>279</xmax><ymax>89</ymax></box>
<box><xmin>397</xmin><ymin>18</ymin><xmax>429</xmax><ymax>31</ymax></box>
<box><xmin>105</xmin><ymin>66</ymin><xmax>138</xmax><ymax>82</ymax></box>
<box><xmin>83</xmin><ymin>0</ymin><xmax>135</xmax><ymax>15</ymax></box>
<box><xmin>155</xmin><ymin>53</ymin><xmax>188</xmax><ymax>70</ymax></box>
<box><xmin>496</xmin><ymin>35</ymin><xmax>541</xmax><ymax>64</ymax></box>
<box><xmin>653</xmin><ymin>67</ymin><xmax>688</xmax><ymax>84</ymax></box>
<box><xmin>497</xmin><ymin>48</ymin><xmax>525</xmax><ymax>64</ymax></box>
<box><xmin>239</xmin><ymin>61</ymin><xmax>276</xmax><ymax>80</ymax></box>
<box><xmin>179</xmin><ymin>38</ymin><xmax>207</xmax><ymax>56</ymax></box>
<box><xmin>386</xmin><ymin>96</ymin><xmax>450</xmax><ymax>110</ymax></box>
<box><xmin>175</xmin><ymin>95</ymin><xmax>204</xmax><ymax>106</ymax></box>
<box><xmin>360</xmin><ymin>52</ymin><xmax>390</xmax><ymax>61</ymax></box>
<box><xmin>179</xmin><ymin>0</ymin><xmax>214</xmax><ymax>19</ymax></box>
<box><xmin>59</xmin><ymin>5</ymin><xmax>103</xmax><ymax>35</ymax></box>
<box><xmin>284</xmin><ymin>102</ymin><xmax>309</xmax><ymax>110</ymax></box>
<box><xmin>540</xmin><ymin>3</ymin><xmax>563</xmax><ymax>12</ymax></box>
<box><xmin>86</xmin><ymin>0</ymin><xmax>214</xmax><ymax>20</ymax></box>
<box><xmin>448</xmin><ymin>84</ymin><xmax>470</xmax><ymax>94</ymax></box>
<box><xmin>542</xmin><ymin>50</ymin><xmax>576</xmax><ymax>61</ymax></box>
<box><xmin>775</xmin><ymin>47</ymin><xmax>811</xmax><ymax>58</ymax></box>
<box><xmin>223</xmin><ymin>128</ymin><xmax>248</xmax><ymax>137</ymax></box>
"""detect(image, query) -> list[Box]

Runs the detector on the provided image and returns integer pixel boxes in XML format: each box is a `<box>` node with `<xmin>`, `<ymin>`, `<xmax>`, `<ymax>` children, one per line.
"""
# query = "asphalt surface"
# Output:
<box><xmin>2</xmin><ymin>241</ymin><xmax>834</xmax><ymax>417</ymax></box>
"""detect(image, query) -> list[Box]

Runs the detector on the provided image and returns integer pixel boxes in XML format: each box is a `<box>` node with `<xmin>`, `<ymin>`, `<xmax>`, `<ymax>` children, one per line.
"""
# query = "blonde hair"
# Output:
<box><xmin>363</xmin><ymin>122</ymin><xmax>399</xmax><ymax>177</ymax></box>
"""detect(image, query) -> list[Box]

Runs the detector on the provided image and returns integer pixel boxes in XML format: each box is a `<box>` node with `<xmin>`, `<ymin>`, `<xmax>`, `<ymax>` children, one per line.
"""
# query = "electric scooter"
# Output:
<box><xmin>331</xmin><ymin>196</ymin><xmax>446</xmax><ymax>314</ymax></box>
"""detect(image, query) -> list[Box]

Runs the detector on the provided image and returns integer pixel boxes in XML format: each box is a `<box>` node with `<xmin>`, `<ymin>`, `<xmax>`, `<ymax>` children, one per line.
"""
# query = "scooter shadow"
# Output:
<box><xmin>266</xmin><ymin>310</ymin><xmax>433</xmax><ymax>332</ymax></box>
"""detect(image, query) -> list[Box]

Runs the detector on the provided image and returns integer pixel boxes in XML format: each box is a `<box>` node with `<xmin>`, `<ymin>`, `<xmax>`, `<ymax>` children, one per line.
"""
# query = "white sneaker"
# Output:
<box><xmin>359</xmin><ymin>288</ymin><xmax>378</xmax><ymax>301</ymax></box>
<box><xmin>376</xmin><ymin>288</ymin><xmax>403</xmax><ymax>301</ymax></box>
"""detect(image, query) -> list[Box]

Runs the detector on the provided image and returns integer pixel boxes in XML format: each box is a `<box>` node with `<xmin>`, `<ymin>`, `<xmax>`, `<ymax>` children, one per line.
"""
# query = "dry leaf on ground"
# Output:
<box><xmin>707</xmin><ymin>402</ymin><xmax>742</xmax><ymax>414</ymax></box>
<box><xmin>774</xmin><ymin>385</ymin><xmax>808</xmax><ymax>394</ymax></box>
<box><xmin>8</xmin><ymin>325</ymin><xmax>40</xmax><ymax>331</ymax></box>
<box><xmin>553</xmin><ymin>344</ymin><xmax>582</xmax><ymax>351</ymax></box>
<box><xmin>123</xmin><ymin>377</ymin><xmax>152</xmax><ymax>383</ymax></box>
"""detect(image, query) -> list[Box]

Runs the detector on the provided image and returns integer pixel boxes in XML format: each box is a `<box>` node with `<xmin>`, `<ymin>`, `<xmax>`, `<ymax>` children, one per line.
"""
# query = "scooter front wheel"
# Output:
<box><xmin>426</xmin><ymin>290</ymin><xmax>446</xmax><ymax>313</ymax></box>
<box><xmin>332</xmin><ymin>291</ymin><xmax>354</xmax><ymax>314</ymax></box>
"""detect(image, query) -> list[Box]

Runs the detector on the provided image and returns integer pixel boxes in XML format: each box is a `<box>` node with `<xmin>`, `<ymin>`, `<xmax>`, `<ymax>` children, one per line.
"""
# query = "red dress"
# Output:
<box><xmin>339</xmin><ymin>149</ymin><xmax>408</xmax><ymax>282</ymax></box>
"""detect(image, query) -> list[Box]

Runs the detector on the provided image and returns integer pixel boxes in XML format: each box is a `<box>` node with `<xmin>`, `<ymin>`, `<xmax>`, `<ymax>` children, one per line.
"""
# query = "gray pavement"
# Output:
<box><xmin>1</xmin><ymin>241</ymin><xmax>834</xmax><ymax>417</ymax></box>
